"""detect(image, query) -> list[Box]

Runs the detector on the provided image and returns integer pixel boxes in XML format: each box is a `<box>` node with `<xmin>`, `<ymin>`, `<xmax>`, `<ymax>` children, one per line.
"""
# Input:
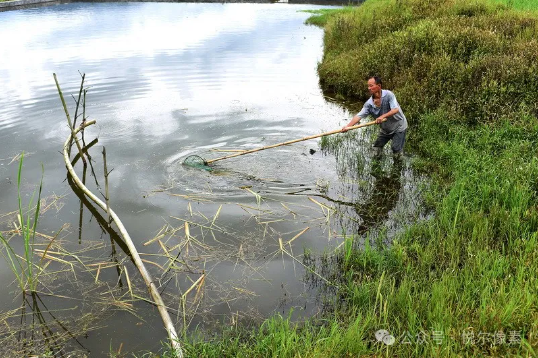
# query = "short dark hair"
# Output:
<box><xmin>369</xmin><ymin>76</ymin><xmax>382</xmax><ymax>86</ymax></box>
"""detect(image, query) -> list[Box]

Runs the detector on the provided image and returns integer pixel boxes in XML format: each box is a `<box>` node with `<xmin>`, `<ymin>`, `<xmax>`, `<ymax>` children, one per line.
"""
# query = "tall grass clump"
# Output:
<box><xmin>0</xmin><ymin>153</ymin><xmax>49</xmax><ymax>293</ymax></box>
<box><xmin>310</xmin><ymin>0</ymin><xmax>538</xmax><ymax>355</ymax></box>
<box><xmin>318</xmin><ymin>0</ymin><xmax>538</xmax><ymax>125</ymax></box>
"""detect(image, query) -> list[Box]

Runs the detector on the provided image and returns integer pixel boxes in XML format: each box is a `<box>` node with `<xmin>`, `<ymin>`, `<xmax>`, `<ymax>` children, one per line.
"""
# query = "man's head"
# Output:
<box><xmin>367</xmin><ymin>76</ymin><xmax>382</xmax><ymax>97</ymax></box>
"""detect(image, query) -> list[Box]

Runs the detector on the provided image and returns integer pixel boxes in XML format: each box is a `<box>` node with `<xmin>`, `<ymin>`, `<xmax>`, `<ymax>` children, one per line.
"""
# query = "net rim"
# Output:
<box><xmin>182</xmin><ymin>155</ymin><xmax>210</xmax><ymax>169</ymax></box>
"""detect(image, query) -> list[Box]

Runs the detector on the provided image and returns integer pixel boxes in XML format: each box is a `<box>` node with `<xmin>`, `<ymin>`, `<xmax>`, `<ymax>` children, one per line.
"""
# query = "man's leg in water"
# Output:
<box><xmin>391</xmin><ymin>130</ymin><xmax>406</xmax><ymax>159</ymax></box>
<box><xmin>373</xmin><ymin>132</ymin><xmax>392</xmax><ymax>158</ymax></box>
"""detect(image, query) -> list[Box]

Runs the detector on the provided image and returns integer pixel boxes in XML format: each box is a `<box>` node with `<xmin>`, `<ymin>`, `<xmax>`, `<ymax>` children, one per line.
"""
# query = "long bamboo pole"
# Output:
<box><xmin>206</xmin><ymin>120</ymin><xmax>378</xmax><ymax>164</ymax></box>
<box><xmin>63</xmin><ymin>121</ymin><xmax>183</xmax><ymax>358</ymax></box>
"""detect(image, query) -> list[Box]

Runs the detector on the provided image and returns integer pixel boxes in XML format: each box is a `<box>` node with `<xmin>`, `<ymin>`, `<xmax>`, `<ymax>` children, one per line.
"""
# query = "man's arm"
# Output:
<box><xmin>376</xmin><ymin>107</ymin><xmax>400</xmax><ymax>123</ymax></box>
<box><xmin>341</xmin><ymin>114</ymin><xmax>362</xmax><ymax>132</ymax></box>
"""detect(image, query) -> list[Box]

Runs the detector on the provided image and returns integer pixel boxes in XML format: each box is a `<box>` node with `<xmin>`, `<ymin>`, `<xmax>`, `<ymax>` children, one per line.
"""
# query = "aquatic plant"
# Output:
<box><xmin>0</xmin><ymin>153</ymin><xmax>50</xmax><ymax>293</ymax></box>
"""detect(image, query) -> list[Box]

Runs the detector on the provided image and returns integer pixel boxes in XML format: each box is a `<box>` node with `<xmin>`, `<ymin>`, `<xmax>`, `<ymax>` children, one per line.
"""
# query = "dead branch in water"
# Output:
<box><xmin>54</xmin><ymin>74</ymin><xmax>86</xmax><ymax>166</ymax></box>
<box><xmin>56</xmin><ymin>74</ymin><xmax>183</xmax><ymax>357</ymax></box>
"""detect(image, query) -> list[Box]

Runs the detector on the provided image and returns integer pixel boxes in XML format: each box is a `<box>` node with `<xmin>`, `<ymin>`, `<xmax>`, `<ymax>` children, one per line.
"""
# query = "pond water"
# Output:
<box><xmin>0</xmin><ymin>2</ymin><xmax>426</xmax><ymax>356</ymax></box>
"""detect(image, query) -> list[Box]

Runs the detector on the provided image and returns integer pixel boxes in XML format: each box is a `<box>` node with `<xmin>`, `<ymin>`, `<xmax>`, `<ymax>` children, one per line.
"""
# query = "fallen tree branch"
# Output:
<box><xmin>62</xmin><ymin>120</ymin><xmax>182</xmax><ymax>357</ymax></box>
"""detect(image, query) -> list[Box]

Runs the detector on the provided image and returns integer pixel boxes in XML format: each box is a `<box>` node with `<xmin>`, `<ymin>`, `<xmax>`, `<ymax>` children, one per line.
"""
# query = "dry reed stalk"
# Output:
<box><xmin>39</xmin><ymin>194</ymin><xmax>66</xmax><ymax>214</ymax></box>
<box><xmin>186</xmin><ymin>203</ymin><xmax>192</xmax><ymax>217</ymax></box>
<box><xmin>124</xmin><ymin>266</ymin><xmax>133</xmax><ymax>299</ymax></box>
<box><xmin>71</xmin><ymin>73</ymin><xmax>85</xmax><ymax>129</ymax></box>
<box><xmin>168</xmin><ymin>193</ymin><xmax>211</xmax><ymax>202</ymax></box>
<box><xmin>95</xmin><ymin>264</ymin><xmax>101</xmax><ymax>283</ymax></box>
<box><xmin>140</xmin><ymin>259</ymin><xmax>165</xmax><ymax>271</ymax></box>
<box><xmin>8</xmin><ymin>152</ymin><xmax>25</xmax><ymax>165</ymax></box>
<box><xmin>280</xmin><ymin>246</ymin><xmax>333</xmax><ymax>287</ymax></box>
<box><xmin>195</xmin><ymin>210</ymin><xmax>209</xmax><ymax>222</ymax></box>
<box><xmin>88</xmin><ymin>262</ymin><xmax>119</xmax><ymax>268</ymax></box>
<box><xmin>180</xmin><ymin>274</ymin><xmax>206</xmax><ymax>332</ymax></box>
<box><xmin>170</xmin><ymin>217</ymin><xmax>229</xmax><ymax>235</ymax></box>
<box><xmin>0</xmin><ymin>209</ymin><xmax>18</xmax><ymax>220</ymax></box>
<box><xmin>280</xmin><ymin>203</ymin><xmax>297</xmax><ymax>218</ymax></box>
<box><xmin>193</xmin><ymin>274</ymin><xmax>206</xmax><ymax>304</ymax></box>
<box><xmin>2</xmin><ymin>230</ymin><xmax>57</xmax><ymax>241</ymax></box>
<box><xmin>232</xmin><ymin>287</ymin><xmax>257</xmax><ymax>296</ymax></box>
<box><xmin>102</xmin><ymin>147</ymin><xmax>111</xmax><ymax>226</ymax></box>
<box><xmin>210</xmin><ymin>149</ymin><xmax>246</xmax><ymax>153</ymax></box>
<box><xmin>62</xmin><ymin>121</ymin><xmax>183</xmax><ymax>357</ymax></box>
<box><xmin>117</xmin><ymin>342</ymin><xmax>123</xmax><ymax>356</ymax></box>
<box><xmin>210</xmin><ymin>205</ymin><xmax>222</xmax><ymax>227</ymax></box>
<box><xmin>143</xmin><ymin>224</ymin><xmax>169</xmax><ymax>246</ymax></box>
<box><xmin>182</xmin><ymin>274</ymin><xmax>205</xmax><ymax>298</ymax></box>
<box><xmin>185</xmin><ymin>222</ymin><xmax>190</xmax><ymax>240</ymax></box>
<box><xmin>82</xmin><ymin>89</ymin><xmax>87</xmax><ymax>144</ymax></box>
<box><xmin>158</xmin><ymin>240</ymin><xmax>172</xmax><ymax>258</ymax></box>
<box><xmin>287</xmin><ymin>227</ymin><xmax>310</xmax><ymax>245</ymax></box>
<box><xmin>53</xmin><ymin>74</ymin><xmax>86</xmax><ymax>165</ymax></box>
<box><xmin>258</xmin><ymin>219</ymin><xmax>285</xmax><ymax>225</ymax></box>
<box><xmin>278</xmin><ymin>238</ymin><xmax>285</xmax><ymax>267</ymax></box>
<box><xmin>308</xmin><ymin>197</ymin><xmax>333</xmax><ymax>211</ymax></box>
<box><xmin>49</xmin><ymin>246</ymin><xmax>93</xmax><ymax>275</ymax></box>
<box><xmin>243</xmin><ymin>188</ymin><xmax>262</xmax><ymax>206</ymax></box>
<box><xmin>237</xmin><ymin>203</ymin><xmax>273</xmax><ymax>213</ymax></box>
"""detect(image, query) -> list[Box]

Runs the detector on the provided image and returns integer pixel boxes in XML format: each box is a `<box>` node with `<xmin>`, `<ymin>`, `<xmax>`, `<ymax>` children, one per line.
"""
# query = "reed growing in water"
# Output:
<box><xmin>0</xmin><ymin>153</ymin><xmax>51</xmax><ymax>293</ymax></box>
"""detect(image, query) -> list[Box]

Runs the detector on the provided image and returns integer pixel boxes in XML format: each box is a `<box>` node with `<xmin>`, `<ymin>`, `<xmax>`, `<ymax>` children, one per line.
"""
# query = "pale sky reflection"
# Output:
<box><xmin>1</xmin><ymin>3</ymin><xmax>344</xmax><ymax>151</ymax></box>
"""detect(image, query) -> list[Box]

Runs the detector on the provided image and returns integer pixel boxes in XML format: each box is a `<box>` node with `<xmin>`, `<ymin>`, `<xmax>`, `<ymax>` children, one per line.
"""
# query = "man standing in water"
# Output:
<box><xmin>341</xmin><ymin>76</ymin><xmax>408</xmax><ymax>159</ymax></box>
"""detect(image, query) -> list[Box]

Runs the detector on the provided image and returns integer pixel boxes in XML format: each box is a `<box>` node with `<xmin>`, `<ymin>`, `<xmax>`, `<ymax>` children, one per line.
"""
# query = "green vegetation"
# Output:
<box><xmin>494</xmin><ymin>0</ymin><xmax>538</xmax><ymax>11</ymax></box>
<box><xmin>0</xmin><ymin>154</ymin><xmax>52</xmax><ymax>293</ymax></box>
<box><xmin>155</xmin><ymin>0</ymin><xmax>538</xmax><ymax>356</ymax></box>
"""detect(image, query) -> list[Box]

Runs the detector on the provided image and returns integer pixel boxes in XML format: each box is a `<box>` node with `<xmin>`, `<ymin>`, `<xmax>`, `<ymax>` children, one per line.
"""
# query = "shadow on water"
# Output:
<box><xmin>12</xmin><ymin>291</ymin><xmax>90</xmax><ymax>357</ymax></box>
<box><xmin>291</xmin><ymin>156</ymin><xmax>404</xmax><ymax>236</ymax></box>
<box><xmin>347</xmin><ymin>157</ymin><xmax>404</xmax><ymax>235</ymax></box>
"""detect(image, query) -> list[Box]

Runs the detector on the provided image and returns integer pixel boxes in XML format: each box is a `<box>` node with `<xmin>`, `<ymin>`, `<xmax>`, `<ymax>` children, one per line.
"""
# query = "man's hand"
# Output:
<box><xmin>376</xmin><ymin>108</ymin><xmax>399</xmax><ymax>124</ymax></box>
<box><xmin>342</xmin><ymin>116</ymin><xmax>361</xmax><ymax>132</ymax></box>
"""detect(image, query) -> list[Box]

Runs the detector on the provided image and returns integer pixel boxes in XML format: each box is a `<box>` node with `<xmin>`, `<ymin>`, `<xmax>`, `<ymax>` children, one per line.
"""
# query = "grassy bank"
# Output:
<box><xmin>494</xmin><ymin>0</ymin><xmax>538</xmax><ymax>11</ymax></box>
<box><xmin>152</xmin><ymin>0</ymin><xmax>538</xmax><ymax>356</ymax></box>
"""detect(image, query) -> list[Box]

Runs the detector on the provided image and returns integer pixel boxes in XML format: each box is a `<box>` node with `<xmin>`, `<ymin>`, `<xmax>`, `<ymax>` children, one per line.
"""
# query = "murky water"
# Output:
<box><xmin>0</xmin><ymin>2</ymin><xmax>427</xmax><ymax>356</ymax></box>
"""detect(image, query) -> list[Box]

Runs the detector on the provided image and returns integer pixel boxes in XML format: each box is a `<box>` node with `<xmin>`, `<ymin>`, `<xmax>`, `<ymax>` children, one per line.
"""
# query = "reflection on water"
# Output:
<box><xmin>0</xmin><ymin>2</ymin><xmax>427</xmax><ymax>355</ymax></box>
<box><xmin>303</xmin><ymin>157</ymin><xmax>406</xmax><ymax>235</ymax></box>
<box><xmin>7</xmin><ymin>292</ymin><xmax>91</xmax><ymax>357</ymax></box>
<box><xmin>357</xmin><ymin>158</ymin><xmax>404</xmax><ymax>233</ymax></box>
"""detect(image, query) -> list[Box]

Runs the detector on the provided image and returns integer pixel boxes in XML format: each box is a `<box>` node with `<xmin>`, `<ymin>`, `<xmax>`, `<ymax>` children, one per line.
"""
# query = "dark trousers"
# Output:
<box><xmin>373</xmin><ymin>130</ymin><xmax>406</xmax><ymax>154</ymax></box>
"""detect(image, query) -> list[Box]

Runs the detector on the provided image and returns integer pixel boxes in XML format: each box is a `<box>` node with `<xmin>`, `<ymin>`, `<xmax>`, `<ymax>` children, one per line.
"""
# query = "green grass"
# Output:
<box><xmin>0</xmin><ymin>153</ymin><xmax>53</xmax><ymax>293</ymax></box>
<box><xmin>494</xmin><ymin>0</ymin><xmax>538</xmax><ymax>11</ymax></box>
<box><xmin>303</xmin><ymin>7</ymin><xmax>357</xmax><ymax>27</ymax></box>
<box><xmin>311</xmin><ymin>0</ymin><xmax>538</xmax><ymax>354</ymax></box>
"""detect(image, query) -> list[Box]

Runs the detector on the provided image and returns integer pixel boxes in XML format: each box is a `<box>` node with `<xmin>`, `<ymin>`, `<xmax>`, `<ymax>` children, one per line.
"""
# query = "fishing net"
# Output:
<box><xmin>182</xmin><ymin>155</ymin><xmax>211</xmax><ymax>170</ymax></box>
